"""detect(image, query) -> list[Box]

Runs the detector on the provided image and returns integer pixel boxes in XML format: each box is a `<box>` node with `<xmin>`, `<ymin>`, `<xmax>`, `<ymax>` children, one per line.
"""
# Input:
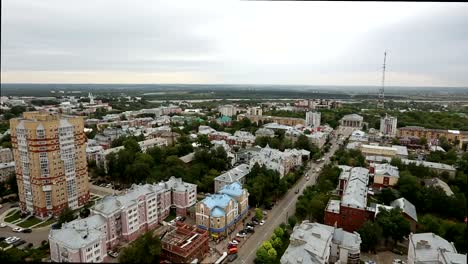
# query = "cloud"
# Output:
<box><xmin>2</xmin><ymin>0</ymin><xmax>467</xmax><ymax>86</ymax></box>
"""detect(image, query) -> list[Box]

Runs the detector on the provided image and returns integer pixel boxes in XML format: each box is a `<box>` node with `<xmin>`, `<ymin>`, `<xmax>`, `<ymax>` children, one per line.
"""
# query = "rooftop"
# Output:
<box><xmin>341</xmin><ymin>167</ymin><xmax>369</xmax><ymax>209</ymax></box>
<box><xmin>215</xmin><ymin>164</ymin><xmax>251</xmax><ymax>184</ymax></box>
<box><xmin>391</xmin><ymin>198</ymin><xmax>418</xmax><ymax>222</ymax></box>
<box><xmin>219</xmin><ymin>182</ymin><xmax>245</xmax><ymax>198</ymax></box>
<box><xmin>409</xmin><ymin>233</ymin><xmax>465</xmax><ymax>264</ymax></box>
<box><xmin>423</xmin><ymin>178</ymin><xmax>454</xmax><ymax>196</ymax></box>
<box><xmin>374</xmin><ymin>163</ymin><xmax>399</xmax><ymax>178</ymax></box>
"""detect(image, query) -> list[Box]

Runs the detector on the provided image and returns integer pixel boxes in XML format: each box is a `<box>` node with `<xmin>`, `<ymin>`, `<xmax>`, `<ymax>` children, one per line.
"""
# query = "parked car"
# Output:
<box><xmin>246</xmin><ymin>228</ymin><xmax>255</xmax><ymax>233</ymax></box>
<box><xmin>12</xmin><ymin>227</ymin><xmax>23</xmax><ymax>233</ymax></box>
<box><xmin>236</xmin><ymin>233</ymin><xmax>247</xmax><ymax>238</ymax></box>
<box><xmin>22</xmin><ymin>228</ymin><xmax>32</xmax><ymax>233</ymax></box>
<box><xmin>227</xmin><ymin>253</ymin><xmax>238</xmax><ymax>262</ymax></box>
<box><xmin>295</xmin><ymin>188</ymin><xmax>299</xmax><ymax>194</ymax></box>
<box><xmin>306</xmin><ymin>176</ymin><xmax>310</xmax><ymax>181</ymax></box>
<box><xmin>0</xmin><ymin>223</ymin><xmax>6</xmax><ymax>228</ymax></box>
<box><xmin>227</xmin><ymin>244</ymin><xmax>237</xmax><ymax>249</ymax></box>
<box><xmin>5</xmin><ymin>237</ymin><xmax>20</xmax><ymax>244</ymax></box>
<box><xmin>245</xmin><ymin>225</ymin><xmax>254</xmax><ymax>230</ymax></box>
<box><xmin>232</xmin><ymin>238</ymin><xmax>241</xmax><ymax>243</ymax></box>
<box><xmin>259</xmin><ymin>220</ymin><xmax>265</xmax><ymax>226</ymax></box>
<box><xmin>262</xmin><ymin>211</ymin><xmax>268</xmax><ymax>216</ymax></box>
<box><xmin>13</xmin><ymin>240</ymin><xmax>26</xmax><ymax>247</ymax></box>
<box><xmin>252</xmin><ymin>220</ymin><xmax>259</xmax><ymax>225</ymax></box>
<box><xmin>228</xmin><ymin>247</ymin><xmax>238</xmax><ymax>255</ymax></box>
<box><xmin>229</xmin><ymin>240</ymin><xmax>239</xmax><ymax>245</ymax></box>
<box><xmin>107</xmin><ymin>251</ymin><xmax>119</xmax><ymax>258</ymax></box>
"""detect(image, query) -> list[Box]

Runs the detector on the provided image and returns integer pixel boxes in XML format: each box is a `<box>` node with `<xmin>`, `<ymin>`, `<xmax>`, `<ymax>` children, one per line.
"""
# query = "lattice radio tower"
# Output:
<box><xmin>377</xmin><ymin>51</ymin><xmax>387</xmax><ymax>109</ymax></box>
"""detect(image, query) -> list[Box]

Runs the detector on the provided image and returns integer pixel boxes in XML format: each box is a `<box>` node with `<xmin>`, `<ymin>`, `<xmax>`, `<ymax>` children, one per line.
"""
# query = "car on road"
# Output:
<box><xmin>295</xmin><ymin>188</ymin><xmax>299</xmax><ymax>194</ymax></box>
<box><xmin>227</xmin><ymin>253</ymin><xmax>238</xmax><ymax>262</ymax></box>
<box><xmin>0</xmin><ymin>223</ymin><xmax>7</xmax><ymax>228</ymax></box>
<box><xmin>12</xmin><ymin>227</ymin><xmax>23</xmax><ymax>233</ymax></box>
<box><xmin>22</xmin><ymin>228</ymin><xmax>32</xmax><ymax>233</ymax></box>
<box><xmin>306</xmin><ymin>176</ymin><xmax>310</xmax><ymax>181</ymax></box>
<box><xmin>107</xmin><ymin>250</ymin><xmax>119</xmax><ymax>258</ymax></box>
<box><xmin>259</xmin><ymin>220</ymin><xmax>265</xmax><ymax>226</ymax></box>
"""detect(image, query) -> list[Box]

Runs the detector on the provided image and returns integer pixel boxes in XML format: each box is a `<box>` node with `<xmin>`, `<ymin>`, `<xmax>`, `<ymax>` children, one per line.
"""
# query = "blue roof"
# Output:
<box><xmin>217</xmin><ymin>116</ymin><xmax>232</xmax><ymax>123</ymax></box>
<box><xmin>219</xmin><ymin>182</ymin><xmax>243</xmax><ymax>198</ymax></box>
<box><xmin>212</xmin><ymin>207</ymin><xmax>226</xmax><ymax>217</ymax></box>
<box><xmin>202</xmin><ymin>194</ymin><xmax>234</xmax><ymax>211</ymax></box>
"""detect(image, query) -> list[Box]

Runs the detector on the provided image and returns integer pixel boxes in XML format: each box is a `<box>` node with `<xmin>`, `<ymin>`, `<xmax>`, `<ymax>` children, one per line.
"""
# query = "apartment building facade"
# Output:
<box><xmin>10</xmin><ymin>111</ymin><xmax>90</xmax><ymax>218</ymax></box>
<box><xmin>49</xmin><ymin>177</ymin><xmax>196</xmax><ymax>262</ymax></box>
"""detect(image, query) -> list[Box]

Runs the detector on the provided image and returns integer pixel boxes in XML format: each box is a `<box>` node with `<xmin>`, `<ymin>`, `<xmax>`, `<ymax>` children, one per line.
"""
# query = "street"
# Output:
<box><xmin>234</xmin><ymin>126</ymin><xmax>354</xmax><ymax>264</ymax></box>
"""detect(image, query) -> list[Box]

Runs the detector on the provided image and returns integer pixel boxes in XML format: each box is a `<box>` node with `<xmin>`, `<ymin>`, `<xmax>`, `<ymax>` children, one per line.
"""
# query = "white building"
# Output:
<box><xmin>247</xmin><ymin>106</ymin><xmax>263</xmax><ymax>116</ymax></box>
<box><xmin>281</xmin><ymin>221</ymin><xmax>361</xmax><ymax>264</ymax></box>
<box><xmin>218</xmin><ymin>105</ymin><xmax>237</xmax><ymax>117</ymax></box>
<box><xmin>340</xmin><ymin>114</ymin><xmax>363</xmax><ymax>128</ymax></box>
<box><xmin>407</xmin><ymin>233</ymin><xmax>466</xmax><ymax>264</ymax></box>
<box><xmin>380</xmin><ymin>114</ymin><xmax>398</xmax><ymax>137</ymax></box>
<box><xmin>249</xmin><ymin>145</ymin><xmax>304</xmax><ymax>178</ymax></box>
<box><xmin>305</xmin><ymin>111</ymin><xmax>321</xmax><ymax>128</ymax></box>
<box><xmin>255</xmin><ymin>128</ymin><xmax>275</xmax><ymax>138</ymax></box>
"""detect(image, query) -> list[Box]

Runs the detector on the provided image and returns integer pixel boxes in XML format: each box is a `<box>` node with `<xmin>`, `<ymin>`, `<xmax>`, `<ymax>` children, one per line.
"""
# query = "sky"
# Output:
<box><xmin>2</xmin><ymin>0</ymin><xmax>468</xmax><ymax>86</ymax></box>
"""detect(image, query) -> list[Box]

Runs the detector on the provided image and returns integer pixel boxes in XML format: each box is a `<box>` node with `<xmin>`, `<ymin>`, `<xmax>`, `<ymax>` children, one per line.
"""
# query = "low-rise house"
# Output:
<box><xmin>255</xmin><ymin>128</ymin><xmax>275</xmax><ymax>138</ymax></box>
<box><xmin>370</xmin><ymin>163</ymin><xmax>399</xmax><ymax>188</ymax></box>
<box><xmin>0</xmin><ymin>147</ymin><xmax>13</xmax><ymax>163</ymax></box>
<box><xmin>280</xmin><ymin>221</ymin><xmax>361</xmax><ymax>264</ymax></box>
<box><xmin>391</xmin><ymin>198</ymin><xmax>418</xmax><ymax>231</ymax></box>
<box><xmin>423</xmin><ymin>178</ymin><xmax>454</xmax><ymax>196</ymax></box>
<box><xmin>407</xmin><ymin>233</ymin><xmax>467</xmax><ymax>264</ymax></box>
<box><xmin>401</xmin><ymin>159</ymin><xmax>456</xmax><ymax>178</ymax></box>
<box><xmin>214</xmin><ymin>164</ymin><xmax>251</xmax><ymax>193</ymax></box>
<box><xmin>0</xmin><ymin>161</ymin><xmax>15</xmax><ymax>182</ymax></box>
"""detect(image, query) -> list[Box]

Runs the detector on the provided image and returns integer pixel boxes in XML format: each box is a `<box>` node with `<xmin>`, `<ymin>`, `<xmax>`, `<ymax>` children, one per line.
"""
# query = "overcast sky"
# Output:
<box><xmin>2</xmin><ymin>0</ymin><xmax>468</xmax><ymax>86</ymax></box>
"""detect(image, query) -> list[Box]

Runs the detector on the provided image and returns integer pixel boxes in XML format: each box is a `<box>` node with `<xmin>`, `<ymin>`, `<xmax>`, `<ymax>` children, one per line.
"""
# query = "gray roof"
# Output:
<box><xmin>281</xmin><ymin>221</ymin><xmax>361</xmax><ymax>264</ymax></box>
<box><xmin>215</xmin><ymin>164</ymin><xmax>251</xmax><ymax>183</ymax></box>
<box><xmin>409</xmin><ymin>233</ymin><xmax>466</xmax><ymax>264</ymax></box>
<box><xmin>374</xmin><ymin>163</ymin><xmax>399</xmax><ymax>178</ymax></box>
<box><xmin>423</xmin><ymin>178</ymin><xmax>454</xmax><ymax>196</ymax></box>
<box><xmin>163</xmin><ymin>176</ymin><xmax>196</xmax><ymax>193</ymax></box>
<box><xmin>341</xmin><ymin>114</ymin><xmax>363</xmax><ymax>121</ymax></box>
<box><xmin>341</xmin><ymin>167</ymin><xmax>369</xmax><ymax>209</ymax></box>
<box><xmin>401</xmin><ymin>159</ymin><xmax>456</xmax><ymax>171</ymax></box>
<box><xmin>391</xmin><ymin>198</ymin><xmax>418</xmax><ymax>222</ymax></box>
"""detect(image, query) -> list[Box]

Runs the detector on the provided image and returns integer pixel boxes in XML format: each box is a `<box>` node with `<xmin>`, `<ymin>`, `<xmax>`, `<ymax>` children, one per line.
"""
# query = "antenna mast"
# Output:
<box><xmin>377</xmin><ymin>51</ymin><xmax>387</xmax><ymax>109</ymax></box>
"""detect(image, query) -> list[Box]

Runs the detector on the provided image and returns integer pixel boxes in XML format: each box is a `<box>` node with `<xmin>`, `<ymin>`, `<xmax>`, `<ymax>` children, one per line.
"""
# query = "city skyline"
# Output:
<box><xmin>2</xmin><ymin>1</ymin><xmax>468</xmax><ymax>86</ymax></box>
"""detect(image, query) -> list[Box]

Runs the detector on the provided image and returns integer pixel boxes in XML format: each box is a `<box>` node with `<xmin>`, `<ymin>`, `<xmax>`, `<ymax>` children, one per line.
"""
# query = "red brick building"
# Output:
<box><xmin>161</xmin><ymin>223</ymin><xmax>210</xmax><ymax>263</ymax></box>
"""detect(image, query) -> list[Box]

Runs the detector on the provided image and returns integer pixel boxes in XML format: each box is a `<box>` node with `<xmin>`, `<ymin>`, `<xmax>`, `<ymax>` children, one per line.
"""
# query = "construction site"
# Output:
<box><xmin>161</xmin><ymin>222</ymin><xmax>210</xmax><ymax>263</ymax></box>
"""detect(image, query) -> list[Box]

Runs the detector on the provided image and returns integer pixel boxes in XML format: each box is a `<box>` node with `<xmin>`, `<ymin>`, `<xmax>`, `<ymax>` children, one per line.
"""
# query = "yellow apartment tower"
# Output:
<box><xmin>10</xmin><ymin>111</ymin><xmax>90</xmax><ymax>219</ymax></box>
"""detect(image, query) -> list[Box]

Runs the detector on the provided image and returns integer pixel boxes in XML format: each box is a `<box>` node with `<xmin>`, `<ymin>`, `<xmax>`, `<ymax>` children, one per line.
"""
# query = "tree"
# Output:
<box><xmin>119</xmin><ymin>232</ymin><xmax>162</xmax><ymax>263</ymax></box>
<box><xmin>274</xmin><ymin>227</ymin><xmax>284</xmax><ymax>238</ymax></box>
<box><xmin>57</xmin><ymin>207</ymin><xmax>76</xmax><ymax>227</ymax></box>
<box><xmin>375</xmin><ymin>208</ymin><xmax>410</xmax><ymax>244</ymax></box>
<box><xmin>7</xmin><ymin>174</ymin><xmax>18</xmax><ymax>194</ymax></box>
<box><xmin>255</xmin><ymin>208</ymin><xmax>264</xmax><ymax>221</ymax></box>
<box><xmin>358</xmin><ymin>221</ymin><xmax>383</xmax><ymax>252</ymax></box>
<box><xmin>419</xmin><ymin>137</ymin><xmax>428</xmax><ymax>146</ymax></box>
<box><xmin>378</xmin><ymin>188</ymin><xmax>398</xmax><ymax>205</ymax></box>
<box><xmin>124</xmin><ymin>138</ymin><xmax>141</xmax><ymax>153</ymax></box>
<box><xmin>288</xmin><ymin>215</ymin><xmax>297</xmax><ymax>228</ymax></box>
<box><xmin>196</xmin><ymin>134</ymin><xmax>212</xmax><ymax>149</ymax></box>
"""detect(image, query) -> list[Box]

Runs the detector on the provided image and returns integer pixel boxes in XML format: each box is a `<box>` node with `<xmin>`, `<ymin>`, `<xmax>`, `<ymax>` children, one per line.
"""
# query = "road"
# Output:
<box><xmin>235</xmin><ymin>126</ymin><xmax>354</xmax><ymax>264</ymax></box>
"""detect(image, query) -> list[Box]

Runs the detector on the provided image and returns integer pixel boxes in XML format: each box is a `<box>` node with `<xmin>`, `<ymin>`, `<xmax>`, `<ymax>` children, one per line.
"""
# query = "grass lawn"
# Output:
<box><xmin>17</xmin><ymin>217</ymin><xmax>43</xmax><ymax>228</ymax></box>
<box><xmin>164</xmin><ymin>211</ymin><xmax>177</xmax><ymax>222</ymax></box>
<box><xmin>0</xmin><ymin>241</ymin><xmax>9</xmax><ymax>248</ymax></box>
<box><xmin>4</xmin><ymin>210</ymin><xmax>21</xmax><ymax>223</ymax></box>
<box><xmin>34</xmin><ymin>218</ymin><xmax>56</xmax><ymax>228</ymax></box>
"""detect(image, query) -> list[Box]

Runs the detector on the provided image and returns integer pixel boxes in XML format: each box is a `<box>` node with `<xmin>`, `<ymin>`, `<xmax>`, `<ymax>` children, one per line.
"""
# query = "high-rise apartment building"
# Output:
<box><xmin>380</xmin><ymin>114</ymin><xmax>397</xmax><ymax>137</ymax></box>
<box><xmin>218</xmin><ymin>105</ymin><xmax>237</xmax><ymax>117</ymax></box>
<box><xmin>305</xmin><ymin>111</ymin><xmax>321</xmax><ymax>128</ymax></box>
<box><xmin>10</xmin><ymin>111</ymin><xmax>89</xmax><ymax>218</ymax></box>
